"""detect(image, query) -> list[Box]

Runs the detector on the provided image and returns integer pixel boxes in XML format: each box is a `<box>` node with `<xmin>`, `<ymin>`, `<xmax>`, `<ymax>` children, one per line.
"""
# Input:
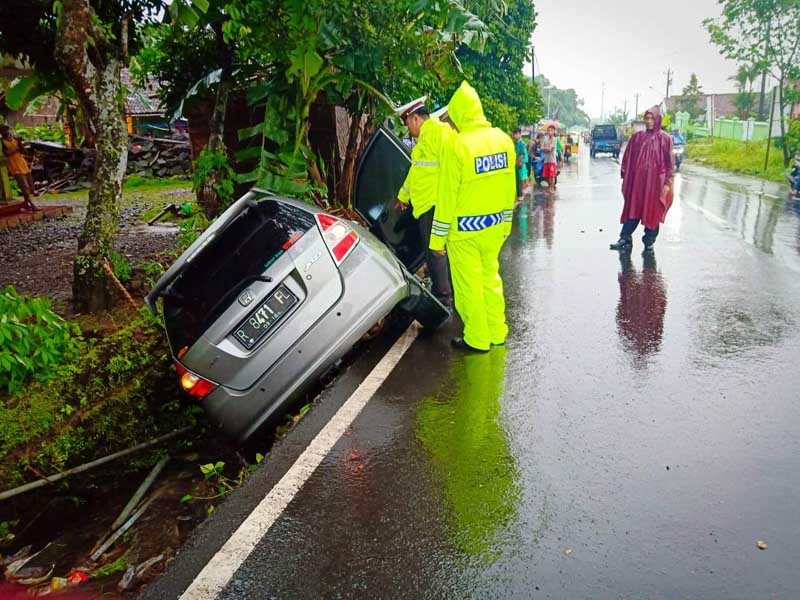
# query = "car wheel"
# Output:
<box><xmin>399</xmin><ymin>270</ymin><xmax>450</xmax><ymax>330</ymax></box>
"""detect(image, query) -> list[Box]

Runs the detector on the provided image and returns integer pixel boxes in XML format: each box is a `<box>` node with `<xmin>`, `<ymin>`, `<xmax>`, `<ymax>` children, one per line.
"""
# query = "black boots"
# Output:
<box><xmin>451</xmin><ymin>337</ymin><xmax>490</xmax><ymax>353</ymax></box>
<box><xmin>609</xmin><ymin>238</ymin><xmax>632</xmax><ymax>250</ymax></box>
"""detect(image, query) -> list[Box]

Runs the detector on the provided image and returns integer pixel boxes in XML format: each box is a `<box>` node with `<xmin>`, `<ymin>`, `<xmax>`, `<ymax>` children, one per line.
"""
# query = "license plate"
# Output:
<box><xmin>233</xmin><ymin>285</ymin><xmax>298</xmax><ymax>350</ymax></box>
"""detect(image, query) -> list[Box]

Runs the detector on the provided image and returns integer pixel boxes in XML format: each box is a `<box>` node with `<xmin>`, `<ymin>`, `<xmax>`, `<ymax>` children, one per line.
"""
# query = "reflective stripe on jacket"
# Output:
<box><xmin>397</xmin><ymin>117</ymin><xmax>455</xmax><ymax>219</ymax></box>
<box><xmin>430</xmin><ymin>81</ymin><xmax>516</xmax><ymax>251</ymax></box>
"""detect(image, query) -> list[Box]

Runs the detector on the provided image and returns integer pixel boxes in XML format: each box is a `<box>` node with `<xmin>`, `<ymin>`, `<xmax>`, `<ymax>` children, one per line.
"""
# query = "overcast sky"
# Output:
<box><xmin>525</xmin><ymin>0</ymin><xmax>742</xmax><ymax>120</ymax></box>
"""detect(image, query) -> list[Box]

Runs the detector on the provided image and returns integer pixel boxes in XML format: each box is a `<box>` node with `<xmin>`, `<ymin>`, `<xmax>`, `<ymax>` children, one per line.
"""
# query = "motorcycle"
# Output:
<box><xmin>787</xmin><ymin>164</ymin><xmax>800</xmax><ymax>198</ymax></box>
<box><xmin>673</xmin><ymin>144</ymin><xmax>686</xmax><ymax>171</ymax></box>
<box><xmin>530</xmin><ymin>151</ymin><xmax>558</xmax><ymax>187</ymax></box>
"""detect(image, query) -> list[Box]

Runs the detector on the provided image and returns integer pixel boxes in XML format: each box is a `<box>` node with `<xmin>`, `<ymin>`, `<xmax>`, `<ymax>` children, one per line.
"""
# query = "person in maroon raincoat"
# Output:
<box><xmin>610</xmin><ymin>106</ymin><xmax>674</xmax><ymax>253</ymax></box>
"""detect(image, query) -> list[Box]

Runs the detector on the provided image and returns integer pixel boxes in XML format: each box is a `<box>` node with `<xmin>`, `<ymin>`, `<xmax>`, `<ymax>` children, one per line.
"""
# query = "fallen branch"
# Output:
<box><xmin>90</xmin><ymin>491</ymin><xmax>161</xmax><ymax>562</ymax></box>
<box><xmin>0</xmin><ymin>427</ymin><xmax>193</xmax><ymax>502</ymax></box>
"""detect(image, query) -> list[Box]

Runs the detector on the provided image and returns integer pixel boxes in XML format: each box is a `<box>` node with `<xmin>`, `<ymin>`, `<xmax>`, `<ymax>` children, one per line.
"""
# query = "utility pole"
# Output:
<box><xmin>531</xmin><ymin>45</ymin><xmax>535</xmax><ymax>82</ymax></box>
<box><xmin>634</xmin><ymin>93</ymin><xmax>640</xmax><ymax>119</ymax></box>
<box><xmin>600</xmin><ymin>81</ymin><xmax>605</xmax><ymax>122</ymax></box>
<box><xmin>757</xmin><ymin>22</ymin><xmax>771</xmax><ymax>120</ymax></box>
<box><xmin>764</xmin><ymin>87</ymin><xmax>777</xmax><ymax>171</ymax></box>
<box><xmin>664</xmin><ymin>68</ymin><xmax>673</xmax><ymax>99</ymax></box>
<box><xmin>624</xmin><ymin>99</ymin><xmax>628</xmax><ymax>121</ymax></box>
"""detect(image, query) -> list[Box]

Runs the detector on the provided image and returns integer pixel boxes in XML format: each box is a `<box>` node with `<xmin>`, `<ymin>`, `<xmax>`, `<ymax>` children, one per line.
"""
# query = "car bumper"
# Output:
<box><xmin>201</xmin><ymin>244</ymin><xmax>409</xmax><ymax>443</ymax></box>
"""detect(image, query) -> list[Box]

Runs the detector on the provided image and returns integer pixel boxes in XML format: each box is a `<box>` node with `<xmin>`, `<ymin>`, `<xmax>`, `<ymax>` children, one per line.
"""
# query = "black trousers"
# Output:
<box><xmin>620</xmin><ymin>218</ymin><xmax>659</xmax><ymax>246</ymax></box>
<box><xmin>417</xmin><ymin>208</ymin><xmax>453</xmax><ymax>307</ymax></box>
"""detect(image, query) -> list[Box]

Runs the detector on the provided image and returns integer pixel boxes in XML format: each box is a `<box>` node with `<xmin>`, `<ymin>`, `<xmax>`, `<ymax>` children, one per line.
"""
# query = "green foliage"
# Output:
<box><xmin>91</xmin><ymin>555</ymin><xmax>128</xmax><ymax>578</ymax></box>
<box><xmin>0</xmin><ymin>286</ymin><xmax>81</xmax><ymax>395</ymax></box>
<box><xmin>192</xmin><ymin>149</ymin><xmax>236</xmax><ymax>210</ymax></box>
<box><xmin>785</xmin><ymin>119</ymin><xmax>800</xmax><ymax>159</ymax></box>
<box><xmin>227</xmin><ymin>0</ymin><xmax>493</xmax><ymax>201</ymax></box>
<box><xmin>124</xmin><ymin>175</ymin><xmax>191</xmax><ymax>190</ymax></box>
<box><xmin>533</xmin><ymin>75</ymin><xmax>587</xmax><ymax>128</ymax></box>
<box><xmin>181</xmin><ymin>452</ymin><xmax>264</xmax><ymax>505</ymax></box>
<box><xmin>688</xmin><ymin>137</ymin><xmax>788</xmax><ymax>183</ymax></box>
<box><xmin>678</xmin><ymin>73</ymin><xmax>704</xmax><ymax>119</ymax></box>
<box><xmin>454</xmin><ymin>0</ymin><xmax>542</xmax><ymax>131</ymax></box>
<box><xmin>0</xmin><ymin>520</ymin><xmax>16</xmax><ymax>545</ymax></box>
<box><xmin>141</xmin><ymin>259</ymin><xmax>167</xmax><ymax>287</ymax></box>
<box><xmin>178</xmin><ymin>211</ymin><xmax>211</xmax><ymax>248</ymax></box>
<box><xmin>730</xmin><ymin>64</ymin><xmax>758</xmax><ymax>120</ymax></box>
<box><xmin>0</xmin><ymin>308</ymin><xmax>196</xmax><ymax>490</ymax></box>
<box><xmin>608</xmin><ymin>108</ymin><xmax>629</xmax><ymax>126</ymax></box>
<box><xmin>12</xmin><ymin>123</ymin><xmax>67</xmax><ymax>145</ymax></box>
<box><xmin>109</xmin><ymin>251</ymin><xmax>133</xmax><ymax>284</ymax></box>
<box><xmin>705</xmin><ymin>0</ymin><xmax>800</xmax><ymax>163</ymax></box>
<box><xmin>131</xmin><ymin>23</ymin><xmax>221</xmax><ymax>117</ymax></box>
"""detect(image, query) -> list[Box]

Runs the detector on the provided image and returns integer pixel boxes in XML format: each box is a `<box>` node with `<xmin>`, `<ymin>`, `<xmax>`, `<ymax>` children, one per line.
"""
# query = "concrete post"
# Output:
<box><xmin>745</xmin><ymin>118</ymin><xmax>755</xmax><ymax>142</ymax></box>
<box><xmin>0</xmin><ymin>154</ymin><xmax>12</xmax><ymax>204</ymax></box>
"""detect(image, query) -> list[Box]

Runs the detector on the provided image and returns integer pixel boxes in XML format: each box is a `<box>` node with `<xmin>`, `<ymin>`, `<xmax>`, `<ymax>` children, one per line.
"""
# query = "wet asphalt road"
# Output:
<box><xmin>147</xmin><ymin>154</ymin><xmax>800</xmax><ymax>599</ymax></box>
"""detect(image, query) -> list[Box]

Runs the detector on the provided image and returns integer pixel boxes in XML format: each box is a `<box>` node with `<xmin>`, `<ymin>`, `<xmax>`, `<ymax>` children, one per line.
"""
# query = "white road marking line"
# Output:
<box><xmin>681</xmin><ymin>200</ymin><xmax>729</xmax><ymax>228</ymax></box>
<box><xmin>180</xmin><ymin>323</ymin><xmax>420</xmax><ymax>600</ymax></box>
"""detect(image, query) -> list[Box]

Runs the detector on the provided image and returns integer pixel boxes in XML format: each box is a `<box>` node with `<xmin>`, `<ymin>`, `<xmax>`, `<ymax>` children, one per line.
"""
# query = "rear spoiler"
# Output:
<box><xmin>144</xmin><ymin>189</ymin><xmax>274</xmax><ymax>314</ymax></box>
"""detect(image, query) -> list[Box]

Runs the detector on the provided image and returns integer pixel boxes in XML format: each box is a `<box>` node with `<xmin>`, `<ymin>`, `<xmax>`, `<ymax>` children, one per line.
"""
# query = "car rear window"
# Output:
<box><xmin>162</xmin><ymin>198</ymin><xmax>316</xmax><ymax>354</ymax></box>
<box><xmin>593</xmin><ymin>126</ymin><xmax>617</xmax><ymax>140</ymax></box>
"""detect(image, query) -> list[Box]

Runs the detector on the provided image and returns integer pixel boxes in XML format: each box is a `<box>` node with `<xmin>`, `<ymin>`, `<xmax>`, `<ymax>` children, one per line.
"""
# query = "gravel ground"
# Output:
<box><xmin>0</xmin><ymin>186</ymin><xmax>191</xmax><ymax>311</ymax></box>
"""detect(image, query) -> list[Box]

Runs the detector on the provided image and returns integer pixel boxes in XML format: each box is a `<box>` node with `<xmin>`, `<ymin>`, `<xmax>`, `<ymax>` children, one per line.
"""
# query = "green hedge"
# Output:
<box><xmin>687</xmin><ymin>138</ymin><xmax>789</xmax><ymax>184</ymax></box>
<box><xmin>0</xmin><ymin>307</ymin><xmax>198</xmax><ymax>490</ymax></box>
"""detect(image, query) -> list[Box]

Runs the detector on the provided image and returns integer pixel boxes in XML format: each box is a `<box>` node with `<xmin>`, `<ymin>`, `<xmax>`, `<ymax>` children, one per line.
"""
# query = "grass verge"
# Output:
<box><xmin>39</xmin><ymin>175</ymin><xmax>191</xmax><ymax>202</ymax></box>
<box><xmin>687</xmin><ymin>138</ymin><xmax>790</xmax><ymax>184</ymax></box>
<box><xmin>0</xmin><ymin>305</ymin><xmax>200</xmax><ymax>491</ymax></box>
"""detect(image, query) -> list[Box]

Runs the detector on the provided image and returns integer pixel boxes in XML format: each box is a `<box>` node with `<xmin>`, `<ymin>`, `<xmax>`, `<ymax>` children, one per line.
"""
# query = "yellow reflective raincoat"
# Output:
<box><xmin>429</xmin><ymin>82</ymin><xmax>516</xmax><ymax>250</ymax></box>
<box><xmin>398</xmin><ymin>117</ymin><xmax>455</xmax><ymax>219</ymax></box>
<box><xmin>432</xmin><ymin>81</ymin><xmax>516</xmax><ymax>350</ymax></box>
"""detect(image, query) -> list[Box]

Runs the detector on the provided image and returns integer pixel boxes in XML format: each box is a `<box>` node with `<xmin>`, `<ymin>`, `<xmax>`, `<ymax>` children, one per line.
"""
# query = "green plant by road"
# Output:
<box><xmin>687</xmin><ymin>137</ymin><xmax>790</xmax><ymax>184</ymax></box>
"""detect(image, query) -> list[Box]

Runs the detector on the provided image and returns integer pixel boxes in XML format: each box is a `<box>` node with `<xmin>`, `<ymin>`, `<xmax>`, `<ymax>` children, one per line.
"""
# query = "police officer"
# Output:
<box><xmin>396</xmin><ymin>96</ymin><xmax>454</xmax><ymax>309</ymax></box>
<box><xmin>430</xmin><ymin>81</ymin><xmax>516</xmax><ymax>352</ymax></box>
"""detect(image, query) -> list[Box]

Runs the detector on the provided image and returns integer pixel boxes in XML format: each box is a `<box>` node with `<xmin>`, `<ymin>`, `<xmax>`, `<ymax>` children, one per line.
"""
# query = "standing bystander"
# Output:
<box><xmin>540</xmin><ymin>125</ymin><xmax>558</xmax><ymax>194</ymax></box>
<box><xmin>1</xmin><ymin>125</ymin><xmax>37</xmax><ymax>211</ymax></box>
<box><xmin>609</xmin><ymin>106</ymin><xmax>674</xmax><ymax>253</ymax></box>
<box><xmin>512</xmin><ymin>127</ymin><xmax>528</xmax><ymax>201</ymax></box>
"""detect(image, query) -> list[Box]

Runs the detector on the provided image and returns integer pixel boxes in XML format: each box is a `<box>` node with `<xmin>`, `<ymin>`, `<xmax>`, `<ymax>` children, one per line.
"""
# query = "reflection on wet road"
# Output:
<box><xmin>616</xmin><ymin>252</ymin><xmax>666</xmax><ymax>368</ymax></box>
<box><xmin>416</xmin><ymin>348</ymin><xmax>520</xmax><ymax>563</ymax></box>
<box><xmin>211</xmin><ymin>153</ymin><xmax>800</xmax><ymax>599</ymax></box>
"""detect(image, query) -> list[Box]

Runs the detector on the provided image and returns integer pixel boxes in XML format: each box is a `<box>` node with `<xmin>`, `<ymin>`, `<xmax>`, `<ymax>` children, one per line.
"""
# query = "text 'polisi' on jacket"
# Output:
<box><xmin>474</xmin><ymin>152</ymin><xmax>509</xmax><ymax>175</ymax></box>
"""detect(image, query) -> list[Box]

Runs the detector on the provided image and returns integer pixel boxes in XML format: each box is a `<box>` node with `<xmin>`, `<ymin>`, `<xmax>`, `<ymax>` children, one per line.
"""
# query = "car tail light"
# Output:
<box><xmin>316</xmin><ymin>213</ymin><xmax>359</xmax><ymax>266</ymax></box>
<box><xmin>175</xmin><ymin>361</ymin><xmax>218</xmax><ymax>399</ymax></box>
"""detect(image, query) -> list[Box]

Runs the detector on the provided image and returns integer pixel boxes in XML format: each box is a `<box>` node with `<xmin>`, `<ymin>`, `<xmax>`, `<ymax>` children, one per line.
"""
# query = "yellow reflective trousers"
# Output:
<box><xmin>447</xmin><ymin>226</ymin><xmax>508</xmax><ymax>350</ymax></box>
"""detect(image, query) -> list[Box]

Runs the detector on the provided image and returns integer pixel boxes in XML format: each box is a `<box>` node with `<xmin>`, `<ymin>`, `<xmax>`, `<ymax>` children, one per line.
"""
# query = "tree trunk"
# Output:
<box><xmin>336</xmin><ymin>111</ymin><xmax>364</xmax><ymax>209</ymax></box>
<box><xmin>197</xmin><ymin>22</ymin><xmax>233</xmax><ymax>219</ymax></box>
<box><xmin>56</xmin><ymin>0</ymin><xmax>128</xmax><ymax>312</ymax></box>
<box><xmin>65</xmin><ymin>104</ymin><xmax>77</xmax><ymax>149</ymax></box>
<box><xmin>72</xmin><ymin>61</ymin><xmax>128</xmax><ymax>311</ymax></box>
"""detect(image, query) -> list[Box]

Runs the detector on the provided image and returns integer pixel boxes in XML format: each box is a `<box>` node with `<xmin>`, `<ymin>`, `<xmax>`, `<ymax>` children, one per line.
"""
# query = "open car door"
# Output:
<box><xmin>352</xmin><ymin>126</ymin><xmax>425</xmax><ymax>272</ymax></box>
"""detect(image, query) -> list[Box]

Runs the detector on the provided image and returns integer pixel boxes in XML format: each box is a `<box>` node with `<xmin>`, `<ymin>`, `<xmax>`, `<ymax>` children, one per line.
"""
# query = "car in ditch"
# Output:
<box><xmin>145</xmin><ymin>126</ymin><xmax>449</xmax><ymax>444</ymax></box>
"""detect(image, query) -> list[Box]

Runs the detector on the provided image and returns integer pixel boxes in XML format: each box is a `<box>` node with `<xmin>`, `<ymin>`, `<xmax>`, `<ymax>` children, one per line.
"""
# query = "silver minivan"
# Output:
<box><xmin>146</xmin><ymin>127</ymin><xmax>448</xmax><ymax>444</ymax></box>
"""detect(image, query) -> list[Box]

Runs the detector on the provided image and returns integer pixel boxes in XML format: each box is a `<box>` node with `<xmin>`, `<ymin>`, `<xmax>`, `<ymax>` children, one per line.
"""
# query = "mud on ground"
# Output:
<box><xmin>0</xmin><ymin>184</ymin><xmax>191</xmax><ymax>312</ymax></box>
